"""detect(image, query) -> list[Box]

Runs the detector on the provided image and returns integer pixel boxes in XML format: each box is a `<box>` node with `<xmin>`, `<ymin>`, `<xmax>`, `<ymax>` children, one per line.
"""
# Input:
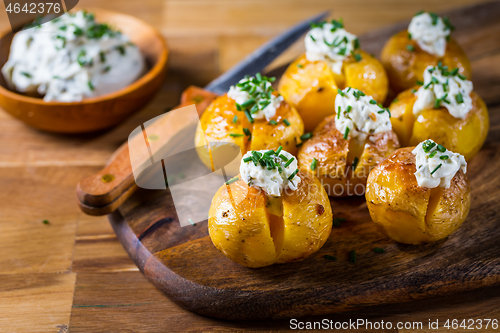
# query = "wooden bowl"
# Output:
<box><xmin>0</xmin><ymin>8</ymin><xmax>168</xmax><ymax>133</ymax></box>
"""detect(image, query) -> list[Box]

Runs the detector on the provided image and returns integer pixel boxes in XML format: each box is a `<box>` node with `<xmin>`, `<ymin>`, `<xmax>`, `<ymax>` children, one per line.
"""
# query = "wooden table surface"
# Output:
<box><xmin>1</xmin><ymin>0</ymin><xmax>499</xmax><ymax>332</ymax></box>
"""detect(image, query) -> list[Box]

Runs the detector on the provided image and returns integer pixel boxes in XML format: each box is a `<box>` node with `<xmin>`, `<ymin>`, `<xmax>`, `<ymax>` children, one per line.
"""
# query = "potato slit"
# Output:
<box><xmin>425</xmin><ymin>186</ymin><xmax>443</xmax><ymax>227</ymax></box>
<box><xmin>267</xmin><ymin>209</ymin><xmax>285</xmax><ymax>257</ymax></box>
<box><xmin>346</xmin><ymin>138</ymin><xmax>365</xmax><ymax>172</ymax></box>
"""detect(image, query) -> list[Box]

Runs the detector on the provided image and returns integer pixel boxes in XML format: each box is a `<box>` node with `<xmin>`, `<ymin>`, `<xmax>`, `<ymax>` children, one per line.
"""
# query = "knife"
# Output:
<box><xmin>77</xmin><ymin>11</ymin><xmax>329</xmax><ymax>216</ymax></box>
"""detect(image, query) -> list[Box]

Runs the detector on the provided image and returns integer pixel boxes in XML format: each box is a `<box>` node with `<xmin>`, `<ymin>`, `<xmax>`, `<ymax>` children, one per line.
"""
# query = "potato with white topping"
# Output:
<box><xmin>208</xmin><ymin>148</ymin><xmax>332</xmax><ymax>268</ymax></box>
<box><xmin>278</xmin><ymin>19</ymin><xmax>388</xmax><ymax>132</ymax></box>
<box><xmin>389</xmin><ymin>64</ymin><xmax>489</xmax><ymax>160</ymax></box>
<box><xmin>381</xmin><ymin>11</ymin><xmax>471</xmax><ymax>93</ymax></box>
<box><xmin>366</xmin><ymin>140</ymin><xmax>470</xmax><ymax>245</ymax></box>
<box><xmin>195</xmin><ymin>74</ymin><xmax>304</xmax><ymax>171</ymax></box>
<box><xmin>297</xmin><ymin>87</ymin><xmax>399</xmax><ymax>197</ymax></box>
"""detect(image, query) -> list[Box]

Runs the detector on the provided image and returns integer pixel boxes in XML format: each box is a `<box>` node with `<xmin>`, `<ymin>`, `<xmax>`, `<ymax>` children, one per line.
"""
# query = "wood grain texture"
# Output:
<box><xmin>108</xmin><ymin>1</ymin><xmax>500</xmax><ymax>321</ymax></box>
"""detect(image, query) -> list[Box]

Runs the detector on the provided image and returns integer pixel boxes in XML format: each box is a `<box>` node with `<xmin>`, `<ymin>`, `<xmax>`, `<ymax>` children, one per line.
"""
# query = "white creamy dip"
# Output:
<box><xmin>413</xmin><ymin>65</ymin><xmax>473</xmax><ymax>119</ymax></box>
<box><xmin>227</xmin><ymin>74</ymin><xmax>282</xmax><ymax>121</ymax></box>
<box><xmin>335</xmin><ymin>87</ymin><xmax>392</xmax><ymax>141</ymax></box>
<box><xmin>2</xmin><ymin>10</ymin><xmax>145</xmax><ymax>102</ymax></box>
<box><xmin>240</xmin><ymin>149</ymin><xmax>300</xmax><ymax>197</ymax></box>
<box><xmin>413</xmin><ymin>139</ymin><xmax>467</xmax><ymax>189</ymax></box>
<box><xmin>305</xmin><ymin>20</ymin><xmax>359</xmax><ymax>74</ymax></box>
<box><xmin>408</xmin><ymin>12</ymin><xmax>452</xmax><ymax>57</ymax></box>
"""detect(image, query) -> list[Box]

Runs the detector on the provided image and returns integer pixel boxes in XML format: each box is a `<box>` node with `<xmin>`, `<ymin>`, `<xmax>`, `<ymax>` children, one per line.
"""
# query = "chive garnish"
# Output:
<box><xmin>88</xmin><ymin>80</ymin><xmax>94</xmax><ymax>91</ymax></box>
<box><xmin>116</xmin><ymin>45</ymin><xmax>126</xmax><ymax>55</ymax></box>
<box><xmin>279</xmin><ymin>154</ymin><xmax>288</xmax><ymax>161</ymax></box>
<box><xmin>352</xmin><ymin>157</ymin><xmax>359</xmax><ymax>171</ymax></box>
<box><xmin>300</xmin><ymin>133</ymin><xmax>312</xmax><ymax>141</ymax></box>
<box><xmin>288</xmin><ymin>169</ymin><xmax>299</xmax><ymax>180</ymax></box>
<box><xmin>297</xmin><ymin>64</ymin><xmax>304</xmax><ymax>68</ymax></box>
<box><xmin>310</xmin><ymin>35</ymin><xmax>316</xmax><ymax>42</ymax></box>
<box><xmin>455</xmin><ymin>92</ymin><xmax>464</xmax><ymax>104</ymax></box>
<box><xmin>369</xmin><ymin>100</ymin><xmax>377</xmax><ymax>104</ymax></box>
<box><xmin>346</xmin><ymin>105</ymin><xmax>352</xmax><ymax>112</ymax></box>
<box><xmin>416</xmin><ymin>80</ymin><xmax>424</xmax><ymax>86</ymax></box>
<box><xmin>430</xmin><ymin>164</ymin><xmax>442</xmax><ymax>175</ymax></box>
<box><xmin>440</xmin><ymin>155</ymin><xmax>449</xmax><ymax>160</ymax></box>
<box><xmin>225</xmin><ymin>176</ymin><xmax>239</xmax><ymax>185</ymax></box>
<box><xmin>437</xmin><ymin>144</ymin><xmax>446</xmax><ymax>153</ymax></box>
<box><xmin>42</xmin><ymin>220</ymin><xmax>50</xmax><ymax>225</ymax></box>
<box><xmin>353</xmin><ymin>52</ymin><xmax>362</xmax><ymax>62</ymax></box>
<box><xmin>275</xmin><ymin>146</ymin><xmax>282</xmax><ymax>155</ymax></box>
<box><xmin>243</xmin><ymin>156</ymin><xmax>253</xmax><ymax>163</ymax></box>
<box><xmin>343</xmin><ymin>127</ymin><xmax>350</xmax><ymax>140</ymax></box>
<box><xmin>458</xmin><ymin>74</ymin><xmax>467</xmax><ymax>80</ymax></box>
<box><xmin>429</xmin><ymin>151</ymin><xmax>437</xmax><ymax>158</ymax></box>
<box><xmin>233</xmin><ymin>115</ymin><xmax>238</xmax><ymax>123</ymax></box>
<box><xmin>349</xmin><ymin>250</ymin><xmax>357</xmax><ymax>263</ymax></box>
<box><xmin>269</xmin><ymin>120</ymin><xmax>278</xmax><ymax>125</ymax></box>
<box><xmin>337</xmin><ymin>88</ymin><xmax>345</xmax><ymax>97</ymax></box>
<box><xmin>374</xmin><ymin>247</ymin><xmax>384</xmax><ymax>253</ymax></box>
<box><xmin>20</xmin><ymin>72</ymin><xmax>32</xmax><ymax>78</ymax></box>
<box><xmin>324</xmin><ymin>255</ymin><xmax>337</xmax><ymax>261</ymax></box>
<box><xmin>283</xmin><ymin>119</ymin><xmax>291</xmax><ymax>126</ymax></box>
<box><xmin>284</xmin><ymin>157</ymin><xmax>295</xmax><ymax>168</ymax></box>
<box><xmin>406</xmin><ymin>44</ymin><xmax>414</xmax><ymax>52</ymax></box>
<box><xmin>244</xmin><ymin>110</ymin><xmax>254</xmax><ymax>123</ymax></box>
<box><xmin>243</xmin><ymin>128</ymin><xmax>251</xmax><ymax>137</ymax></box>
<box><xmin>102</xmin><ymin>66</ymin><xmax>111</xmax><ymax>73</ymax></box>
<box><xmin>311</xmin><ymin>158</ymin><xmax>318</xmax><ymax>171</ymax></box>
<box><xmin>337</xmin><ymin>106</ymin><xmax>341</xmax><ymax>119</ymax></box>
<box><xmin>229</xmin><ymin>133</ymin><xmax>244</xmax><ymax>137</ymax></box>
<box><xmin>99</xmin><ymin>51</ymin><xmax>106</xmax><ymax>63</ymax></box>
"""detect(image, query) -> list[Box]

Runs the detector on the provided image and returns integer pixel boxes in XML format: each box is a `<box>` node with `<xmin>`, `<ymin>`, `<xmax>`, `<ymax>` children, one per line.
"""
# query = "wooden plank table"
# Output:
<box><xmin>0</xmin><ymin>0</ymin><xmax>499</xmax><ymax>331</ymax></box>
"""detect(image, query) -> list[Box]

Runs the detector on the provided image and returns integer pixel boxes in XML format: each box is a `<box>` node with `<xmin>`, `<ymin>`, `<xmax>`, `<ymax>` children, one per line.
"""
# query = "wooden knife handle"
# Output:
<box><xmin>76</xmin><ymin>86</ymin><xmax>218</xmax><ymax>216</ymax></box>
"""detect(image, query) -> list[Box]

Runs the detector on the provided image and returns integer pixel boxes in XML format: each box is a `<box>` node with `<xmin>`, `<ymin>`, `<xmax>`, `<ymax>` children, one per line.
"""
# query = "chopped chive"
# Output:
<box><xmin>430</xmin><ymin>12</ymin><xmax>439</xmax><ymax>25</ymax></box>
<box><xmin>416</xmin><ymin>80</ymin><xmax>424</xmax><ymax>86</ymax></box>
<box><xmin>374</xmin><ymin>247</ymin><xmax>384</xmax><ymax>253</ymax></box>
<box><xmin>440</xmin><ymin>155</ymin><xmax>449</xmax><ymax>160</ymax></box>
<box><xmin>269</xmin><ymin>120</ymin><xmax>278</xmax><ymax>125</ymax></box>
<box><xmin>411</xmin><ymin>89</ymin><xmax>417</xmax><ymax>93</ymax></box>
<box><xmin>423</xmin><ymin>140</ymin><xmax>436</xmax><ymax>153</ymax></box>
<box><xmin>300</xmin><ymin>133</ymin><xmax>312</xmax><ymax>141</ymax></box>
<box><xmin>229</xmin><ymin>133</ymin><xmax>244</xmax><ymax>137</ymax></box>
<box><xmin>407</xmin><ymin>32</ymin><xmax>412</xmax><ymax>39</ymax></box>
<box><xmin>225</xmin><ymin>176</ymin><xmax>239</xmax><ymax>185</ymax></box>
<box><xmin>116</xmin><ymin>45</ymin><xmax>126</xmax><ymax>55</ymax></box>
<box><xmin>99</xmin><ymin>51</ymin><xmax>106</xmax><ymax>62</ymax></box>
<box><xmin>243</xmin><ymin>156</ymin><xmax>253</xmax><ymax>163</ymax></box>
<box><xmin>283</xmin><ymin>119</ymin><xmax>291</xmax><ymax>126</ymax></box>
<box><xmin>353</xmin><ymin>52</ymin><xmax>362</xmax><ymax>62</ymax></box>
<box><xmin>324</xmin><ymin>255</ymin><xmax>337</xmax><ymax>261</ymax></box>
<box><xmin>351</xmin><ymin>157</ymin><xmax>359</xmax><ymax>171</ymax></box>
<box><xmin>458</xmin><ymin>74</ymin><xmax>467</xmax><ymax>80</ymax></box>
<box><xmin>88</xmin><ymin>80</ymin><xmax>94</xmax><ymax>91</ymax></box>
<box><xmin>346</xmin><ymin>105</ymin><xmax>352</xmax><ymax>113</ymax></box>
<box><xmin>450</xmin><ymin>68</ymin><xmax>459</xmax><ymax>76</ymax></box>
<box><xmin>349</xmin><ymin>250</ymin><xmax>357</xmax><ymax>263</ymax></box>
<box><xmin>337</xmin><ymin>88</ymin><xmax>345</xmax><ymax>97</ymax></box>
<box><xmin>343</xmin><ymin>127</ymin><xmax>350</xmax><ymax>140</ymax></box>
<box><xmin>233</xmin><ymin>115</ymin><xmax>238</xmax><ymax>123</ymax></box>
<box><xmin>102</xmin><ymin>66</ymin><xmax>111</xmax><ymax>73</ymax></box>
<box><xmin>297</xmin><ymin>63</ymin><xmax>304</xmax><ymax>68</ymax></box>
<box><xmin>333</xmin><ymin>217</ymin><xmax>345</xmax><ymax>227</ymax></box>
<box><xmin>406</xmin><ymin>44</ymin><xmax>414</xmax><ymax>52</ymax></box>
<box><xmin>437</xmin><ymin>144</ymin><xmax>446</xmax><ymax>153</ymax></box>
<box><xmin>337</xmin><ymin>106</ymin><xmax>341</xmax><ymax>119</ymax></box>
<box><xmin>241</xmin><ymin>98</ymin><xmax>255</xmax><ymax>108</ymax></box>
<box><xmin>284</xmin><ymin>157</ymin><xmax>295</xmax><ymax>168</ymax></box>
<box><xmin>310</xmin><ymin>35</ymin><xmax>316</xmax><ymax>42</ymax></box>
<box><xmin>455</xmin><ymin>92</ymin><xmax>464</xmax><ymax>104</ymax></box>
<box><xmin>288</xmin><ymin>169</ymin><xmax>299</xmax><ymax>180</ymax></box>
<box><xmin>430</xmin><ymin>164</ymin><xmax>442</xmax><ymax>175</ymax></box>
<box><xmin>243</xmin><ymin>128</ymin><xmax>251</xmax><ymax>137</ymax></box>
<box><xmin>279</xmin><ymin>154</ymin><xmax>288</xmax><ymax>161</ymax></box>
<box><xmin>42</xmin><ymin>219</ymin><xmax>50</xmax><ymax>225</ymax></box>
<box><xmin>369</xmin><ymin>100</ymin><xmax>377</xmax><ymax>104</ymax></box>
<box><xmin>311</xmin><ymin>158</ymin><xmax>318</xmax><ymax>171</ymax></box>
<box><xmin>244</xmin><ymin>110</ymin><xmax>254</xmax><ymax>123</ymax></box>
<box><xmin>20</xmin><ymin>72</ymin><xmax>32</xmax><ymax>78</ymax></box>
<box><xmin>275</xmin><ymin>146</ymin><xmax>282</xmax><ymax>155</ymax></box>
<box><xmin>429</xmin><ymin>151</ymin><xmax>437</xmax><ymax>158</ymax></box>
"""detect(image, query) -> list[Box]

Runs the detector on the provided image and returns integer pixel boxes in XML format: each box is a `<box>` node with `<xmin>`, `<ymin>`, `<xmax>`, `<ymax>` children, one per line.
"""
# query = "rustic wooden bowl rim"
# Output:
<box><xmin>0</xmin><ymin>8</ymin><xmax>168</xmax><ymax>106</ymax></box>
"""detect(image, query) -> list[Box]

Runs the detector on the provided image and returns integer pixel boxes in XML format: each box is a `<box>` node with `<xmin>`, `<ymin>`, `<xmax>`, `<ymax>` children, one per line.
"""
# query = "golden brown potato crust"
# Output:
<box><xmin>208</xmin><ymin>171</ymin><xmax>332</xmax><ymax>268</ymax></box>
<box><xmin>297</xmin><ymin>115</ymin><xmax>399</xmax><ymax>197</ymax></box>
<box><xmin>278</xmin><ymin>51</ymin><xmax>389</xmax><ymax>132</ymax></box>
<box><xmin>366</xmin><ymin>147</ymin><xmax>471</xmax><ymax>244</ymax></box>
<box><xmin>389</xmin><ymin>90</ymin><xmax>489</xmax><ymax>160</ymax></box>
<box><xmin>381</xmin><ymin>30</ymin><xmax>472</xmax><ymax>93</ymax></box>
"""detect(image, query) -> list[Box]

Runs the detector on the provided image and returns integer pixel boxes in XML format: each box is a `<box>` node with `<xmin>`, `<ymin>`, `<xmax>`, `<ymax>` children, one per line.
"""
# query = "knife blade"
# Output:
<box><xmin>204</xmin><ymin>11</ymin><xmax>329</xmax><ymax>95</ymax></box>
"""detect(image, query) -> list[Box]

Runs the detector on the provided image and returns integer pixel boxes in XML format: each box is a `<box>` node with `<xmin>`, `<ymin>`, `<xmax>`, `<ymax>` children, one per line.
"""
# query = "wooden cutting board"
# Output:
<box><xmin>100</xmin><ymin>1</ymin><xmax>500</xmax><ymax>320</ymax></box>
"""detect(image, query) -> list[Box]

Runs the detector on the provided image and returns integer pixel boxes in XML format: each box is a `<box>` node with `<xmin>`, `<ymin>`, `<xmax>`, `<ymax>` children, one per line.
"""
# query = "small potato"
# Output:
<box><xmin>389</xmin><ymin>89</ymin><xmax>489</xmax><ymax>160</ymax></box>
<box><xmin>195</xmin><ymin>94</ymin><xmax>304</xmax><ymax>170</ymax></box>
<box><xmin>208</xmin><ymin>171</ymin><xmax>332</xmax><ymax>268</ymax></box>
<box><xmin>297</xmin><ymin>115</ymin><xmax>399</xmax><ymax>197</ymax></box>
<box><xmin>366</xmin><ymin>147</ymin><xmax>470</xmax><ymax>244</ymax></box>
<box><xmin>279</xmin><ymin>51</ymin><xmax>388</xmax><ymax>132</ymax></box>
<box><xmin>381</xmin><ymin>31</ymin><xmax>471</xmax><ymax>93</ymax></box>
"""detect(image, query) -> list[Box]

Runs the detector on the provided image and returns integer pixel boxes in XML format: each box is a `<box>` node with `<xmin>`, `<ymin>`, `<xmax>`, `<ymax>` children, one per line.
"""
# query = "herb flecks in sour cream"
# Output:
<box><xmin>408</xmin><ymin>11</ymin><xmax>455</xmax><ymax>57</ymax></box>
<box><xmin>1</xmin><ymin>10</ymin><xmax>145</xmax><ymax>102</ymax></box>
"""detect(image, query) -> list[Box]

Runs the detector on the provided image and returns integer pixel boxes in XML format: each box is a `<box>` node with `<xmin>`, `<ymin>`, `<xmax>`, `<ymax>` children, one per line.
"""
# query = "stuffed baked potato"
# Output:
<box><xmin>366</xmin><ymin>142</ymin><xmax>470</xmax><ymax>244</ymax></box>
<box><xmin>195</xmin><ymin>74</ymin><xmax>304</xmax><ymax>171</ymax></box>
<box><xmin>279</xmin><ymin>20</ymin><xmax>388</xmax><ymax>132</ymax></box>
<box><xmin>209</xmin><ymin>148</ymin><xmax>332</xmax><ymax>268</ymax></box>
<box><xmin>298</xmin><ymin>87</ymin><xmax>399</xmax><ymax>196</ymax></box>
<box><xmin>381</xmin><ymin>11</ymin><xmax>471</xmax><ymax>93</ymax></box>
<box><xmin>389</xmin><ymin>64</ymin><xmax>489</xmax><ymax>160</ymax></box>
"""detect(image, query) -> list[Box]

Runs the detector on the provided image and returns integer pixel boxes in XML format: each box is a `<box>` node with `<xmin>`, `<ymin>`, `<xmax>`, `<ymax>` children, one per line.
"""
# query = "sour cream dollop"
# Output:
<box><xmin>408</xmin><ymin>12</ymin><xmax>452</xmax><ymax>57</ymax></box>
<box><xmin>413</xmin><ymin>65</ymin><xmax>473</xmax><ymax>119</ymax></box>
<box><xmin>1</xmin><ymin>10</ymin><xmax>145</xmax><ymax>102</ymax></box>
<box><xmin>335</xmin><ymin>87</ymin><xmax>392</xmax><ymax>142</ymax></box>
<box><xmin>413</xmin><ymin>139</ymin><xmax>467</xmax><ymax>189</ymax></box>
<box><xmin>240</xmin><ymin>149</ymin><xmax>300</xmax><ymax>197</ymax></box>
<box><xmin>227</xmin><ymin>75</ymin><xmax>282</xmax><ymax>121</ymax></box>
<box><xmin>305</xmin><ymin>20</ymin><xmax>359</xmax><ymax>74</ymax></box>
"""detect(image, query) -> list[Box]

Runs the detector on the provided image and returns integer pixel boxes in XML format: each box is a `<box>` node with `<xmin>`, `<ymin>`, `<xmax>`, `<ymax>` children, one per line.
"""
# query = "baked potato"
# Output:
<box><xmin>366</xmin><ymin>143</ymin><xmax>470</xmax><ymax>244</ymax></box>
<box><xmin>297</xmin><ymin>88</ymin><xmax>399</xmax><ymax>197</ymax></box>
<box><xmin>381</xmin><ymin>12</ymin><xmax>471</xmax><ymax>93</ymax></box>
<box><xmin>209</xmin><ymin>149</ymin><xmax>332</xmax><ymax>268</ymax></box>
<box><xmin>389</xmin><ymin>65</ymin><xmax>489</xmax><ymax>160</ymax></box>
<box><xmin>278</xmin><ymin>20</ymin><xmax>388</xmax><ymax>132</ymax></box>
<box><xmin>195</xmin><ymin>74</ymin><xmax>304</xmax><ymax>171</ymax></box>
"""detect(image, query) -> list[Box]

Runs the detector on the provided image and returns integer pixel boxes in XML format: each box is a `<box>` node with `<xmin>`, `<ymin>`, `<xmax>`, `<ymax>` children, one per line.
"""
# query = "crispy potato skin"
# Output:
<box><xmin>297</xmin><ymin>115</ymin><xmax>399</xmax><ymax>197</ymax></box>
<box><xmin>389</xmin><ymin>90</ymin><xmax>489</xmax><ymax>160</ymax></box>
<box><xmin>278</xmin><ymin>51</ymin><xmax>388</xmax><ymax>132</ymax></box>
<box><xmin>195</xmin><ymin>94</ymin><xmax>304</xmax><ymax>170</ymax></box>
<box><xmin>365</xmin><ymin>147</ymin><xmax>471</xmax><ymax>244</ymax></box>
<box><xmin>208</xmin><ymin>171</ymin><xmax>332</xmax><ymax>268</ymax></box>
<box><xmin>381</xmin><ymin>30</ymin><xmax>472</xmax><ymax>93</ymax></box>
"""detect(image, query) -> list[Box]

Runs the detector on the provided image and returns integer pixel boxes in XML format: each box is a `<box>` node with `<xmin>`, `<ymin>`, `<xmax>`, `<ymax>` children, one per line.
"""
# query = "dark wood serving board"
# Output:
<box><xmin>106</xmin><ymin>2</ymin><xmax>500</xmax><ymax>320</ymax></box>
